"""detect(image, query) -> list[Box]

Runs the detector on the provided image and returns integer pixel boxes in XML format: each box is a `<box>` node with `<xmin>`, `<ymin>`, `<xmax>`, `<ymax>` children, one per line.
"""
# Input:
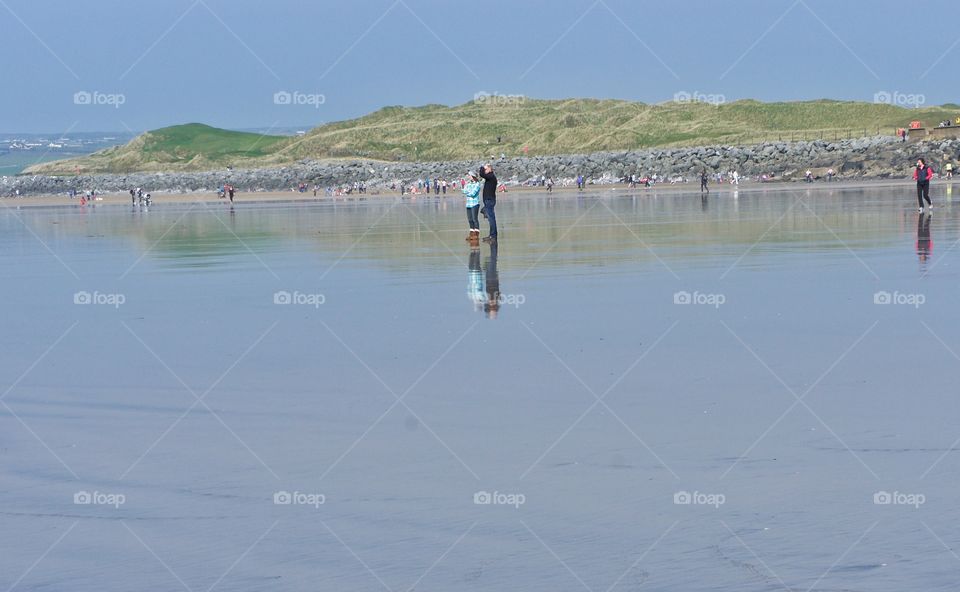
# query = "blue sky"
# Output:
<box><xmin>3</xmin><ymin>0</ymin><xmax>957</xmax><ymax>133</ymax></box>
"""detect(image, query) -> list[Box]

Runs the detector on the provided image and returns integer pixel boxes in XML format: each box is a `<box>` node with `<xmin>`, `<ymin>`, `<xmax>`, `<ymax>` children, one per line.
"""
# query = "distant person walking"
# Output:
<box><xmin>478</xmin><ymin>164</ymin><xmax>498</xmax><ymax>242</ymax></box>
<box><xmin>914</xmin><ymin>158</ymin><xmax>934</xmax><ymax>212</ymax></box>
<box><xmin>700</xmin><ymin>169</ymin><xmax>709</xmax><ymax>194</ymax></box>
<box><xmin>463</xmin><ymin>171</ymin><xmax>482</xmax><ymax>240</ymax></box>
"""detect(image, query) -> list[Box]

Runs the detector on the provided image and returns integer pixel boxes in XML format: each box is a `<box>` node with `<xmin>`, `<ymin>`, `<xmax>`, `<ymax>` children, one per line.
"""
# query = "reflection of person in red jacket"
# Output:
<box><xmin>914</xmin><ymin>158</ymin><xmax>934</xmax><ymax>212</ymax></box>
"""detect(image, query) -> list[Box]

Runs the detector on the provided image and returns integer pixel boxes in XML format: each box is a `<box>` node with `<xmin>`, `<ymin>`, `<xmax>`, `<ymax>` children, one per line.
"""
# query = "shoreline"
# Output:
<box><xmin>7</xmin><ymin>135</ymin><xmax>955</xmax><ymax>200</ymax></box>
<box><xmin>0</xmin><ymin>177</ymin><xmax>936</xmax><ymax>209</ymax></box>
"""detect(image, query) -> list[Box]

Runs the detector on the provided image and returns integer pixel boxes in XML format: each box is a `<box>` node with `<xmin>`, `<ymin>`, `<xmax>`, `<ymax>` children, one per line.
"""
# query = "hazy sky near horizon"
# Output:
<box><xmin>3</xmin><ymin>0</ymin><xmax>957</xmax><ymax>133</ymax></box>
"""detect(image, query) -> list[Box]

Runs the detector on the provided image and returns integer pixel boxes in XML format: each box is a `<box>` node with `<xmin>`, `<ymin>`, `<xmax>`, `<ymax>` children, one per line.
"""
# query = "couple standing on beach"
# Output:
<box><xmin>462</xmin><ymin>164</ymin><xmax>498</xmax><ymax>242</ymax></box>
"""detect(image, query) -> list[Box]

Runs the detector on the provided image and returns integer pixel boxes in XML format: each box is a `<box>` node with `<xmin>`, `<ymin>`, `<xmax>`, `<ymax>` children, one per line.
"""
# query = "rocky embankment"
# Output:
<box><xmin>4</xmin><ymin>136</ymin><xmax>955</xmax><ymax>196</ymax></box>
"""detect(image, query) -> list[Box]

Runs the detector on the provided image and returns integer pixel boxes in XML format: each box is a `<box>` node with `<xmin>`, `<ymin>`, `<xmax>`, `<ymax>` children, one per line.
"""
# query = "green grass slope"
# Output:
<box><xmin>26</xmin><ymin>99</ymin><xmax>960</xmax><ymax>174</ymax></box>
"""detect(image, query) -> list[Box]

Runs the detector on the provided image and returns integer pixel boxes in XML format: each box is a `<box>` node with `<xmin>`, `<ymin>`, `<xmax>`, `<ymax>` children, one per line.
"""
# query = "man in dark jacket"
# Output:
<box><xmin>478</xmin><ymin>164</ymin><xmax>498</xmax><ymax>241</ymax></box>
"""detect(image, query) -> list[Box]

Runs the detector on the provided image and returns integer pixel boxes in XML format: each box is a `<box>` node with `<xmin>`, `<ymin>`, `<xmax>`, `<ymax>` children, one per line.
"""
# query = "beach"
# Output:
<box><xmin>0</xmin><ymin>176</ymin><xmax>932</xmax><ymax>208</ymax></box>
<box><xmin>2</xmin><ymin>184</ymin><xmax>958</xmax><ymax>591</ymax></box>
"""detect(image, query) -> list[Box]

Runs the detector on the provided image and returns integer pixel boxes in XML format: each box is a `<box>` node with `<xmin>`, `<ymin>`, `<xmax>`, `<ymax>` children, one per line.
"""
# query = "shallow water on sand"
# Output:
<box><xmin>2</xmin><ymin>185</ymin><xmax>959</xmax><ymax>591</ymax></box>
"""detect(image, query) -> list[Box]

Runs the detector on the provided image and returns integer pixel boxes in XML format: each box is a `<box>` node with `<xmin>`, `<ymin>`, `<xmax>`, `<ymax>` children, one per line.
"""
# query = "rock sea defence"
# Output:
<box><xmin>4</xmin><ymin>136</ymin><xmax>954</xmax><ymax>196</ymax></box>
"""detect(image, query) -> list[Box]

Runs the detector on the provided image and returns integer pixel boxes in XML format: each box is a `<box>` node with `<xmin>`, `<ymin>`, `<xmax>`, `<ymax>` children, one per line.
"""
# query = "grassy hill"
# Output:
<box><xmin>25</xmin><ymin>99</ymin><xmax>960</xmax><ymax>174</ymax></box>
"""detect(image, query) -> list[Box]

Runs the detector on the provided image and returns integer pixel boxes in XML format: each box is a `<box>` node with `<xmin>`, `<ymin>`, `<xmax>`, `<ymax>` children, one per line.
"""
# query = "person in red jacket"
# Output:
<box><xmin>914</xmin><ymin>158</ymin><xmax>934</xmax><ymax>212</ymax></box>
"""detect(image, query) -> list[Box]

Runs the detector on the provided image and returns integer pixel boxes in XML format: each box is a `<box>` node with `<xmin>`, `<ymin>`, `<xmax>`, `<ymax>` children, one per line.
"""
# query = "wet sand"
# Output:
<box><xmin>1</xmin><ymin>184</ymin><xmax>958</xmax><ymax>591</ymax></box>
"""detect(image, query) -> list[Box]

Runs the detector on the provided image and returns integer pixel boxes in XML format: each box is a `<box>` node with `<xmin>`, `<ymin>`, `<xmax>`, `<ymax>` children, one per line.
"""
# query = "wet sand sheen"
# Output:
<box><xmin>1</xmin><ymin>185</ymin><xmax>958</xmax><ymax>591</ymax></box>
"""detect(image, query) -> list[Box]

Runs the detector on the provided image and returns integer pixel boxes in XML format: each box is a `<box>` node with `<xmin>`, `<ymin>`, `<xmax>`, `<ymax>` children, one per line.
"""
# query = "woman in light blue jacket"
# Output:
<box><xmin>462</xmin><ymin>171</ymin><xmax>482</xmax><ymax>240</ymax></box>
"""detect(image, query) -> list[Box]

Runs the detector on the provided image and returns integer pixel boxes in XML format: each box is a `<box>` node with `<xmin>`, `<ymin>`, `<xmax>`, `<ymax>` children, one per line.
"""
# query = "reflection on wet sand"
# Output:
<box><xmin>485</xmin><ymin>242</ymin><xmax>500</xmax><ymax>319</ymax></box>
<box><xmin>917</xmin><ymin>212</ymin><xmax>932</xmax><ymax>268</ymax></box>
<box><xmin>467</xmin><ymin>242</ymin><xmax>501</xmax><ymax>319</ymax></box>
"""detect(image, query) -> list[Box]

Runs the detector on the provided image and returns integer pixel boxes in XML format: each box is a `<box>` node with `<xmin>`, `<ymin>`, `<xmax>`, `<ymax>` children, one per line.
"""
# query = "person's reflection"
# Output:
<box><xmin>917</xmin><ymin>212</ymin><xmax>932</xmax><ymax>266</ymax></box>
<box><xmin>467</xmin><ymin>245</ymin><xmax>484</xmax><ymax>312</ymax></box>
<box><xmin>700</xmin><ymin>192</ymin><xmax>708</xmax><ymax>211</ymax></box>
<box><xmin>484</xmin><ymin>242</ymin><xmax>500</xmax><ymax>319</ymax></box>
